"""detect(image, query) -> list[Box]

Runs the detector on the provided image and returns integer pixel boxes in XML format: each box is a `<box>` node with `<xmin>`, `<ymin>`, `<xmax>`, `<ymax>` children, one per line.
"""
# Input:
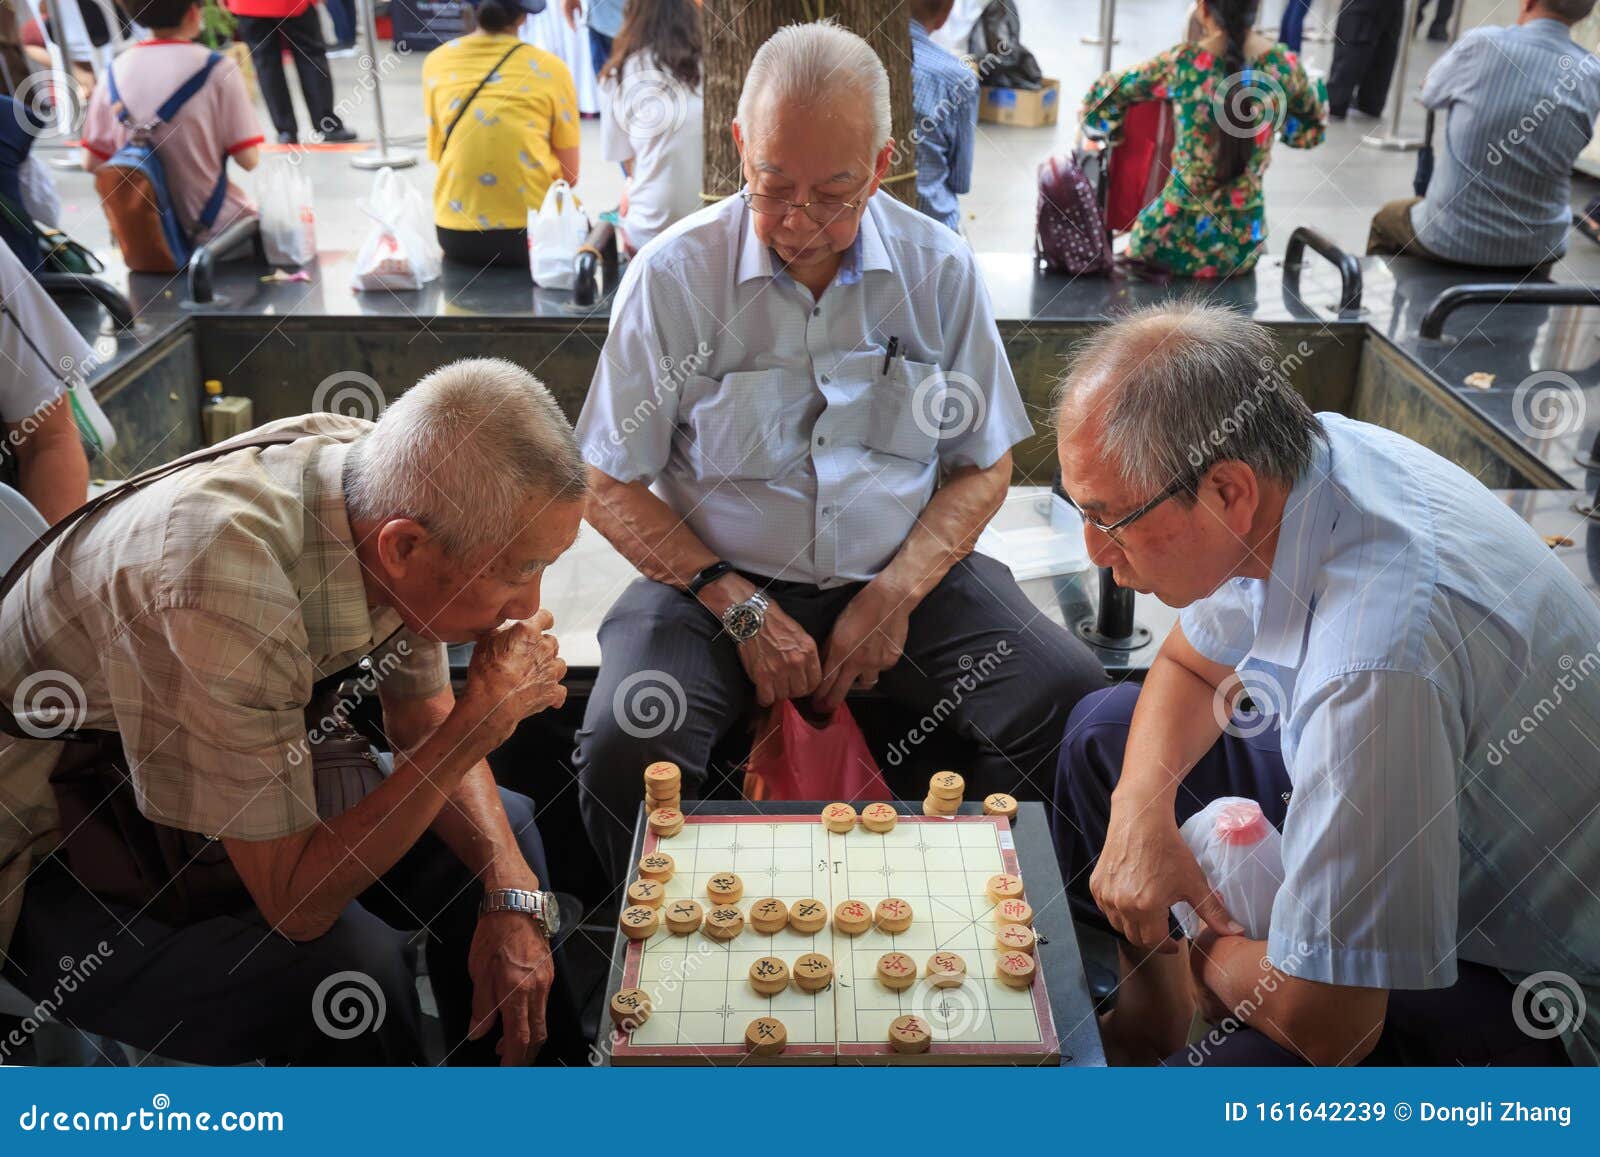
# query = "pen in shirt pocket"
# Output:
<box><xmin>881</xmin><ymin>336</ymin><xmax>899</xmax><ymax>376</ymax></box>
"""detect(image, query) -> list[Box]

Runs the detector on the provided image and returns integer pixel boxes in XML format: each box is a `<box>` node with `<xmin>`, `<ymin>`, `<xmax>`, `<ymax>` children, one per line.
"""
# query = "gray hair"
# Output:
<box><xmin>736</xmin><ymin>20</ymin><xmax>892</xmax><ymax>149</ymax></box>
<box><xmin>1542</xmin><ymin>0</ymin><xmax>1598</xmax><ymax>23</ymax></box>
<box><xmin>1055</xmin><ymin>303</ymin><xmax>1324</xmax><ymax>496</ymax></box>
<box><xmin>344</xmin><ymin>358</ymin><xmax>587</xmax><ymax>560</ymax></box>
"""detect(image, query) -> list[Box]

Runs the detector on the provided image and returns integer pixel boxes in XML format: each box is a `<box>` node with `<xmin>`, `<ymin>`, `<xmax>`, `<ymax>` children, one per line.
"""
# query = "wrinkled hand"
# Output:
<box><xmin>1091</xmin><ymin>796</ymin><xmax>1243</xmax><ymax>954</ymax></box>
<box><xmin>736</xmin><ymin>601</ymin><xmax>821</xmax><ymax>708</ymax></box>
<box><xmin>467</xmin><ymin>911</ymin><xmax>555</xmax><ymax>1065</ymax></box>
<box><xmin>812</xmin><ymin>582</ymin><xmax>909</xmax><ymax>712</ymax></box>
<box><xmin>462</xmin><ymin>610</ymin><xmax>567</xmax><ymax>742</ymax></box>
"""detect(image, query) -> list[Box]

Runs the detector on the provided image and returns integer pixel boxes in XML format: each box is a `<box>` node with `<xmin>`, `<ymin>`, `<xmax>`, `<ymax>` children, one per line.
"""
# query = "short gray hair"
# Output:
<box><xmin>344</xmin><ymin>358</ymin><xmax>587</xmax><ymax>560</ymax></box>
<box><xmin>1542</xmin><ymin>0</ymin><xmax>1598</xmax><ymax>23</ymax></box>
<box><xmin>1056</xmin><ymin>303</ymin><xmax>1324</xmax><ymax>496</ymax></box>
<box><xmin>736</xmin><ymin>20</ymin><xmax>892</xmax><ymax>149</ymax></box>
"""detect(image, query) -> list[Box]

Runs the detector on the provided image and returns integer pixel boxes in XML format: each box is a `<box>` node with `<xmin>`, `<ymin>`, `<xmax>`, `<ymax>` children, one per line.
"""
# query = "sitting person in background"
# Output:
<box><xmin>80</xmin><ymin>0</ymin><xmax>263</xmax><ymax>250</ymax></box>
<box><xmin>1080</xmin><ymin>0</ymin><xmax>1325</xmax><ymax>278</ymax></box>
<box><xmin>0</xmin><ymin>242</ymin><xmax>91</xmax><ymax>527</ymax></box>
<box><xmin>598</xmin><ymin>0</ymin><xmax>702</xmax><ymax>255</ymax></box>
<box><xmin>1368</xmin><ymin>0</ymin><xmax>1600</xmax><ymax>273</ymax></box>
<box><xmin>425</xmin><ymin>0</ymin><xmax>581</xmax><ymax>269</ymax></box>
<box><xmin>909</xmin><ymin>0</ymin><xmax>977</xmax><ymax>235</ymax></box>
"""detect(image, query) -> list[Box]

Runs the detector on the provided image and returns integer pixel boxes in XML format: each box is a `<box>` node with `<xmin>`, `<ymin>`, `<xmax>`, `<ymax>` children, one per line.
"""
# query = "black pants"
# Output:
<box><xmin>1416</xmin><ymin>0</ymin><xmax>1454</xmax><ymax>36</ymax></box>
<box><xmin>437</xmin><ymin>226</ymin><xmax>529</xmax><ymax>271</ymax></box>
<box><xmin>1054</xmin><ymin>684</ymin><xmax>1573</xmax><ymax>1067</ymax></box>
<box><xmin>1327</xmin><ymin>0</ymin><xmax>1404</xmax><ymax>117</ymax></box>
<box><xmin>2</xmin><ymin>788</ymin><xmax>574</xmax><ymax>1065</ymax></box>
<box><xmin>236</xmin><ymin>10</ymin><xmax>344</xmax><ymax>138</ymax></box>
<box><xmin>573</xmin><ymin>552</ymin><xmax>1108</xmax><ymax>885</ymax></box>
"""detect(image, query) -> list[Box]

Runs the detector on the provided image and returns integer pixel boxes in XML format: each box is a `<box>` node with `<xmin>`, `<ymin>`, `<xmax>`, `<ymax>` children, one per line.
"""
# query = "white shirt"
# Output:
<box><xmin>1181</xmin><ymin>415</ymin><xmax>1600</xmax><ymax>1065</ymax></box>
<box><xmin>576</xmin><ymin>190</ymin><xmax>1031</xmax><ymax>587</ymax></box>
<box><xmin>599</xmin><ymin>51</ymin><xmax>703</xmax><ymax>253</ymax></box>
<box><xmin>0</xmin><ymin>243</ymin><xmax>93</xmax><ymax>423</ymax></box>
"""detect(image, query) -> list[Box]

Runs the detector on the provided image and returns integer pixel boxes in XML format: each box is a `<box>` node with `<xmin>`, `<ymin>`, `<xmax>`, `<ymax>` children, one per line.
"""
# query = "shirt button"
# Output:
<box><xmin>812</xmin><ymin>307</ymin><xmax>821</xmax><ymax>317</ymax></box>
<box><xmin>816</xmin><ymin>436</ymin><xmax>826</xmax><ymax>446</ymax></box>
<box><xmin>821</xmin><ymin>505</ymin><xmax>833</xmax><ymax>516</ymax></box>
<box><xmin>820</xmin><ymin>374</ymin><xmax>830</xmax><ymax>384</ymax></box>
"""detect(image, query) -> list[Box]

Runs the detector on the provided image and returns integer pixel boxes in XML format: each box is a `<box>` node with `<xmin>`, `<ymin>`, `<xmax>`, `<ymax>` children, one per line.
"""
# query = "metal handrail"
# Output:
<box><xmin>187</xmin><ymin>216</ymin><xmax>263</xmax><ymax>305</ymax></box>
<box><xmin>1419</xmin><ymin>283</ymin><xmax>1600</xmax><ymax>340</ymax></box>
<box><xmin>34</xmin><ymin>271</ymin><xmax>134</xmax><ymax>330</ymax></box>
<box><xmin>573</xmin><ymin>220</ymin><xmax>619</xmax><ymax>308</ymax></box>
<box><xmin>1283</xmin><ymin>225</ymin><xmax>1363</xmax><ymax>315</ymax></box>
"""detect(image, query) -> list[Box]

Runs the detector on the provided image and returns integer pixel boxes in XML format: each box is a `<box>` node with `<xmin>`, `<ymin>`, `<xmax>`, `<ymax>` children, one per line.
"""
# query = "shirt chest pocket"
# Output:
<box><xmin>679</xmin><ymin>369</ymin><xmax>791</xmax><ymax>481</ymax></box>
<box><xmin>863</xmin><ymin>356</ymin><xmax>946</xmax><ymax>464</ymax></box>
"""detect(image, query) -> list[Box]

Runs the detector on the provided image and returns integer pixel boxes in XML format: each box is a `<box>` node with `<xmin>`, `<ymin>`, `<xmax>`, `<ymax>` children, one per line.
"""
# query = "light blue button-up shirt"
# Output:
<box><xmin>1181</xmin><ymin>414</ymin><xmax>1600</xmax><ymax>1064</ymax></box>
<box><xmin>576</xmin><ymin>190</ymin><xmax>1031</xmax><ymax>587</ymax></box>
<box><xmin>910</xmin><ymin>19</ymin><xmax>978</xmax><ymax>233</ymax></box>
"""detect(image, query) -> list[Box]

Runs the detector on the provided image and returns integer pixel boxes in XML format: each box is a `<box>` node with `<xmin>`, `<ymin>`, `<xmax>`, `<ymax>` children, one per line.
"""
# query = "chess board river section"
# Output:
<box><xmin>610</xmin><ymin>814</ymin><xmax>1060</xmax><ymax>1066</ymax></box>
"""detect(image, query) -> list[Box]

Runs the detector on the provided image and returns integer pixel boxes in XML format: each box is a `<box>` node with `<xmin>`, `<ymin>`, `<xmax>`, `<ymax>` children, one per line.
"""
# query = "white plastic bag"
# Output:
<box><xmin>350</xmin><ymin>167</ymin><xmax>442</xmax><ymax>292</ymax></box>
<box><xmin>1172</xmin><ymin>797</ymin><xmax>1284</xmax><ymax>941</ymax></box>
<box><xmin>528</xmin><ymin>179</ymin><xmax>589</xmax><ymax>289</ymax></box>
<box><xmin>258</xmin><ymin>158</ymin><xmax>317</xmax><ymax>267</ymax></box>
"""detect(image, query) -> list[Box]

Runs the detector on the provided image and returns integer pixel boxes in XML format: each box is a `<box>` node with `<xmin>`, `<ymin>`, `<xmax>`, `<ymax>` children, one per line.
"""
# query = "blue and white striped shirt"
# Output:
<box><xmin>1181</xmin><ymin>414</ymin><xmax>1600</xmax><ymax>1064</ymax></box>
<box><xmin>910</xmin><ymin>20</ymin><xmax>978</xmax><ymax>234</ymax></box>
<box><xmin>1412</xmin><ymin>18</ymin><xmax>1600</xmax><ymax>267</ymax></box>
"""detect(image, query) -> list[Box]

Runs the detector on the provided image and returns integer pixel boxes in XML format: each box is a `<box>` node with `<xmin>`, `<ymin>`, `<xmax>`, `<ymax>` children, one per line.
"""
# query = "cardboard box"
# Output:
<box><xmin>979</xmin><ymin>78</ymin><xmax>1061</xmax><ymax>128</ymax></box>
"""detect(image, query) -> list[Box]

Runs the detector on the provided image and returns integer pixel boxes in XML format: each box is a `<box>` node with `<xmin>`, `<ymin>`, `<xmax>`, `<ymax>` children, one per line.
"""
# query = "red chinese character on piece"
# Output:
<box><xmin>902</xmin><ymin>1019</ymin><xmax>922</xmax><ymax>1034</ymax></box>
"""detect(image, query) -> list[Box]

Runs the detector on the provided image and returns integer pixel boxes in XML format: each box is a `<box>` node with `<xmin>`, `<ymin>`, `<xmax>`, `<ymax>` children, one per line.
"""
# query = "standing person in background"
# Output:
<box><xmin>1416</xmin><ymin>0</ymin><xmax>1455</xmax><ymax>41</ymax></box>
<box><xmin>1325</xmin><ymin>0</ymin><xmax>1404</xmax><ymax>119</ymax></box>
<box><xmin>1277</xmin><ymin>0</ymin><xmax>1313</xmax><ymax>53</ymax></box>
<box><xmin>323</xmin><ymin>0</ymin><xmax>358</xmax><ymax>54</ymax></box>
<box><xmin>424</xmin><ymin>0</ymin><xmax>580</xmax><ymax>269</ymax></box>
<box><xmin>227</xmin><ymin>0</ymin><xmax>356</xmax><ymax>144</ymax></box>
<box><xmin>560</xmin><ymin>0</ymin><xmax>626</xmax><ymax>76</ymax></box>
<box><xmin>598</xmin><ymin>0</ymin><xmax>702</xmax><ymax>255</ymax></box>
<box><xmin>909</xmin><ymin>0</ymin><xmax>977</xmax><ymax>235</ymax></box>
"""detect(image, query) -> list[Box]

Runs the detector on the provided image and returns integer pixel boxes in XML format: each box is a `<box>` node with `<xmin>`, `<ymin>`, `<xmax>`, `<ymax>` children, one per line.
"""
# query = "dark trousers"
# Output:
<box><xmin>1327</xmin><ymin>0</ymin><xmax>1404</xmax><ymax>117</ymax></box>
<box><xmin>324</xmin><ymin>0</ymin><xmax>357</xmax><ymax>47</ymax></box>
<box><xmin>573</xmin><ymin>552</ymin><xmax>1107</xmax><ymax>885</ymax></box>
<box><xmin>2</xmin><ymin>788</ymin><xmax>570</xmax><ymax>1066</ymax></box>
<box><xmin>588</xmin><ymin>29</ymin><xmax>613</xmax><ymax>77</ymax></box>
<box><xmin>1053</xmin><ymin>684</ymin><xmax>1572</xmax><ymax>1067</ymax></box>
<box><xmin>236</xmin><ymin>10</ymin><xmax>344</xmax><ymax>138</ymax></box>
<box><xmin>437</xmin><ymin>225</ymin><xmax>528</xmax><ymax>271</ymax></box>
<box><xmin>1417</xmin><ymin>0</ymin><xmax>1454</xmax><ymax>36</ymax></box>
<box><xmin>1278</xmin><ymin>0</ymin><xmax>1312</xmax><ymax>54</ymax></box>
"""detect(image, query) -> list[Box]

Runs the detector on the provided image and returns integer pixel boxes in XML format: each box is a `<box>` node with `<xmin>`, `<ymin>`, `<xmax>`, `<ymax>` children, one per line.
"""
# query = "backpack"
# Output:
<box><xmin>93</xmin><ymin>52</ymin><xmax>228</xmax><ymax>273</ymax></box>
<box><xmin>1035</xmin><ymin>152</ymin><xmax>1113</xmax><ymax>276</ymax></box>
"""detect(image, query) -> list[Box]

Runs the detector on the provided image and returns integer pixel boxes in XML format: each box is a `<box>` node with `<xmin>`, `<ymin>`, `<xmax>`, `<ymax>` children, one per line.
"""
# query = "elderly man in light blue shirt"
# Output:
<box><xmin>1053</xmin><ymin>303</ymin><xmax>1599</xmax><ymax>1067</ymax></box>
<box><xmin>572</xmin><ymin>21</ymin><xmax>1105</xmax><ymax>881</ymax></box>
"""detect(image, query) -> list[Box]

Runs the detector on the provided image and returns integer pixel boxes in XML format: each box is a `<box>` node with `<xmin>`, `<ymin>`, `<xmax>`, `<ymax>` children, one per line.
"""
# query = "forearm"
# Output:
<box><xmin>18</xmin><ymin>438</ymin><xmax>89</xmax><ymax>525</ymax></box>
<box><xmin>586</xmin><ymin>469</ymin><xmax>719</xmax><ymax>590</ymax></box>
<box><xmin>1113</xmin><ymin>643</ymin><xmax>1230</xmax><ymax>810</ymax></box>
<box><xmin>433</xmin><ymin>760</ymin><xmax>540</xmax><ymax>890</ymax></box>
<box><xmin>874</xmin><ymin>459</ymin><xmax>1007</xmax><ymax>606</ymax></box>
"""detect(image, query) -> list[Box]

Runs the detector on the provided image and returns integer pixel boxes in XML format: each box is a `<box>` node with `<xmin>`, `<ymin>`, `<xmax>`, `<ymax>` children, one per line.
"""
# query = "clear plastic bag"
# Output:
<box><xmin>350</xmin><ymin>168</ymin><xmax>442</xmax><ymax>292</ymax></box>
<box><xmin>258</xmin><ymin>158</ymin><xmax>317</xmax><ymax>267</ymax></box>
<box><xmin>1172</xmin><ymin>796</ymin><xmax>1284</xmax><ymax>941</ymax></box>
<box><xmin>528</xmin><ymin>179</ymin><xmax>588</xmax><ymax>289</ymax></box>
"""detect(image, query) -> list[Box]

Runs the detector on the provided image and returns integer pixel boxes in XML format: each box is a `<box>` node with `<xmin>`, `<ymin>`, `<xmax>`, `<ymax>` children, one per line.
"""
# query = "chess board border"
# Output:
<box><xmin>605</xmin><ymin>804</ymin><xmax>1088</xmax><ymax>1066</ymax></box>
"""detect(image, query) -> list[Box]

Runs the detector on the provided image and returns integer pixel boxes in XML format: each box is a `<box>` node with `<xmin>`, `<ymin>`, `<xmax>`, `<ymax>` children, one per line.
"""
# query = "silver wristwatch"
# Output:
<box><xmin>721</xmin><ymin>590</ymin><xmax>769</xmax><ymax>643</ymax></box>
<box><xmin>480</xmin><ymin>887</ymin><xmax>561</xmax><ymax>937</ymax></box>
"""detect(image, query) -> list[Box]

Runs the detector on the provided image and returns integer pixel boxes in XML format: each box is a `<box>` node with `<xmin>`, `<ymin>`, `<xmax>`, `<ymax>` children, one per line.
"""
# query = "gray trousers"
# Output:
<box><xmin>573</xmin><ymin>553</ymin><xmax>1107</xmax><ymax>885</ymax></box>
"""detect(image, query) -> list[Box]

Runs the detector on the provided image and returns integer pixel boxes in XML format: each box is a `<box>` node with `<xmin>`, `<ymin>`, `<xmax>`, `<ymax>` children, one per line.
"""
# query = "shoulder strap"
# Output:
<box><xmin>441</xmin><ymin>42</ymin><xmax>526</xmax><ymax>159</ymax></box>
<box><xmin>155</xmin><ymin>52</ymin><xmax>224</xmax><ymax>126</ymax></box>
<box><xmin>0</xmin><ymin>431</ymin><xmax>306</xmax><ymax>742</ymax></box>
<box><xmin>106</xmin><ymin>57</ymin><xmax>129</xmax><ymax>127</ymax></box>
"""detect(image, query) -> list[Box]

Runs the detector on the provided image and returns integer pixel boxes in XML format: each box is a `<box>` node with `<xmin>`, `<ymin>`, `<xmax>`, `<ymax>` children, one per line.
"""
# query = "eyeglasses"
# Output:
<box><xmin>1058</xmin><ymin>472</ymin><xmax>1198</xmax><ymax>547</ymax></box>
<box><xmin>741</xmin><ymin>189</ymin><xmax>865</xmax><ymax>226</ymax></box>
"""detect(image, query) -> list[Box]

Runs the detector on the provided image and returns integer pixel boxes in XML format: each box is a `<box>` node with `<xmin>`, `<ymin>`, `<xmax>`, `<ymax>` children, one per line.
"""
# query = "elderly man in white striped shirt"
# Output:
<box><xmin>1053</xmin><ymin>303</ymin><xmax>1599</xmax><ymax>1067</ymax></box>
<box><xmin>572</xmin><ymin>21</ymin><xmax>1105</xmax><ymax>881</ymax></box>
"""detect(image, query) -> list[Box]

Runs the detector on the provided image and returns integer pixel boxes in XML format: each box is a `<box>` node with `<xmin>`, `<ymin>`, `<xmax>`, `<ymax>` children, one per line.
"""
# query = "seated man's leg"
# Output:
<box><xmin>2</xmin><ymin>854</ymin><xmax>425</xmax><ymax>1065</ymax></box>
<box><xmin>573</xmin><ymin>577</ymin><xmax>757</xmax><ymax>885</ymax></box>
<box><xmin>1366</xmin><ymin>197</ymin><xmax>1425</xmax><ymax>257</ymax></box>
<box><xmin>878</xmin><ymin>552</ymin><xmax>1107</xmax><ymax>801</ymax></box>
<box><xmin>1054</xmin><ymin>681</ymin><xmax>1291</xmax><ymax>1062</ymax></box>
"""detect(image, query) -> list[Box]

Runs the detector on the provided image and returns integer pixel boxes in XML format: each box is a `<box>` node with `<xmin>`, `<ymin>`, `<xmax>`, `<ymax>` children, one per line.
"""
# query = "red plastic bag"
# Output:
<box><xmin>1105</xmin><ymin>99</ymin><xmax>1176</xmax><ymax>233</ymax></box>
<box><xmin>744</xmin><ymin>702</ymin><xmax>892</xmax><ymax>802</ymax></box>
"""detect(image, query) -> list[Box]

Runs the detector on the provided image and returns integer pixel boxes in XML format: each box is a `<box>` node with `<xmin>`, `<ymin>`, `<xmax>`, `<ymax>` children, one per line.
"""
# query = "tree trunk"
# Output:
<box><xmin>701</xmin><ymin>0</ymin><xmax>916</xmax><ymax>205</ymax></box>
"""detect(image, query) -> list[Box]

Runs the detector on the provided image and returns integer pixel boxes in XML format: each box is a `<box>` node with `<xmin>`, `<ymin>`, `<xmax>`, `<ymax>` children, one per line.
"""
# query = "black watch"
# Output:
<box><xmin>687</xmin><ymin>560</ymin><xmax>735</xmax><ymax>597</ymax></box>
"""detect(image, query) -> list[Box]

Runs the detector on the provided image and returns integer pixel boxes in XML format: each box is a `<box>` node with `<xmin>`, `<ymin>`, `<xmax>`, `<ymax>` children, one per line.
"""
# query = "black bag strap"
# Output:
<box><xmin>440</xmin><ymin>42</ymin><xmax>526</xmax><ymax>158</ymax></box>
<box><xmin>0</xmin><ymin>431</ymin><xmax>305</xmax><ymax>742</ymax></box>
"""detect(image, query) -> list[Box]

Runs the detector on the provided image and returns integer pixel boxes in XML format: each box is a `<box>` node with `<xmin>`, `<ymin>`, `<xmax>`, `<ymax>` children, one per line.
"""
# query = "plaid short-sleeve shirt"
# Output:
<box><xmin>0</xmin><ymin>413</ymin><xmax>448</xmax><ymax>956</ymax></box>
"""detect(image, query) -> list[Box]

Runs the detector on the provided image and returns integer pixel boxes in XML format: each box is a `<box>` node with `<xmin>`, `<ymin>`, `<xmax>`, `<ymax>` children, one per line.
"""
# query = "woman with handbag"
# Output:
<box><xmin>424</xmin><ymin>0</ymin><xmax>581</xmax><ymax>270</ymax></box>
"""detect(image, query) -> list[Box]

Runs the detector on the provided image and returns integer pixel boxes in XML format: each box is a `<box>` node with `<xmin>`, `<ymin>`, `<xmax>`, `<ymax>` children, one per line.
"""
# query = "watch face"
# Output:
<box><xmin>542</xmin><ymin>892</ymin><xmax>561</xmax><ymax>935</ymax></box>
<box><xmin>726</xmin><ymin>604</ymin><xmax>761</xmax><ymax>641</ymax></box>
